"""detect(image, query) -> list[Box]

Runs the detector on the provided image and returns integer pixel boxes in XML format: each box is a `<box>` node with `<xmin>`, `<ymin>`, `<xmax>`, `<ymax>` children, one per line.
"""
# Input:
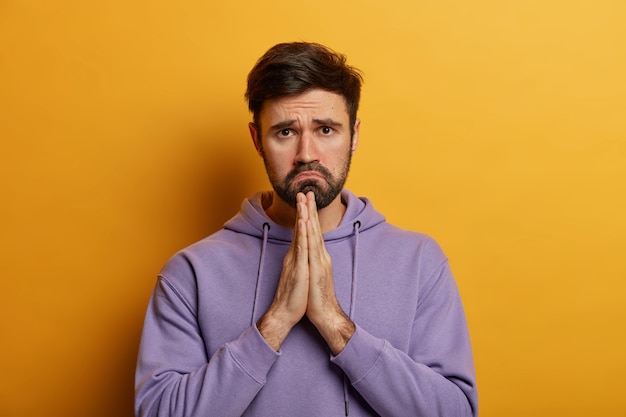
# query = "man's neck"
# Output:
<box><xmin>262</xmin><ymin>191</ymin><xmax>346</xmax><ymax>234</ymax></box>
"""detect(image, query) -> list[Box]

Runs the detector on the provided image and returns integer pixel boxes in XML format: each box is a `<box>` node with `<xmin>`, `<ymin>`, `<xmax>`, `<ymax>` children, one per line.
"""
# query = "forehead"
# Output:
<box><xmin>259</xmin><ymin>89</ymin><xmax>349</xmax><ymax>125</ymax></box>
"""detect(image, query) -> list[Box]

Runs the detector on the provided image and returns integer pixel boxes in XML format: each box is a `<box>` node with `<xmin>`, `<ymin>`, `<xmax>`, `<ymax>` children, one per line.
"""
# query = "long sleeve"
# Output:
<box><xmin>134</xmin><ymin>277</ymin><xmax>280</xmax><ymax>417</ymax></box>
<box><xmin>331</xmin><ymin>261</ymin><xmax>478</xmax><ymax>417</ymax></box>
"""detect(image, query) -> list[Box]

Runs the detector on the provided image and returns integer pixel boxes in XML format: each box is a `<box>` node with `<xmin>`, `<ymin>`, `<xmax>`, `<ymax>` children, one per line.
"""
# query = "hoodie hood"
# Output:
<box><xmin>224</xmin><ymin>189</ymin><xmax>386</xmax><ymax>242</ymax></box>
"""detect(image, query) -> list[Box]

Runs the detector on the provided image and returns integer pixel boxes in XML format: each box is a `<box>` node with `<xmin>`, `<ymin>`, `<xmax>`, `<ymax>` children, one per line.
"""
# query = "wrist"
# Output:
<box><xmin>257</xmin><ymin>307</ymin><xmax>295</xmax><ymax>352</ymax></box>
<box><xmin>312</xmin><ymin>307</ymin><xmax>355</xmax><ymax>355</ymax></box>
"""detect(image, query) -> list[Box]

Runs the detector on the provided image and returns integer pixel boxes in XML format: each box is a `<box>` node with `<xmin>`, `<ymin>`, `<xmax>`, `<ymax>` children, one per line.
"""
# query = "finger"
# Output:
<box><xmin>306</xmin><ymin>215</ymin><xmax>334</xmax><ymax>321</ymax></box>
<box><xmin>306</xmin><ymin>223</ymin><xmax>329</xmax><ymax>274</ymax></box>
<box><xmin>293</xmin><ymin>192</ymin><xmax>307</xmax><ymax>243</ymax></box>
<box><xmin>298</xmin><ymin>199</ymin><xmax>310</xmax><ymax>259</ymax></box>
<box><xmin>305</xmin><ymin>192</ymin><xmax>325</xmax><ymax>250</ymax></box>
<box><xmin>297</xmin><ymin>192</ymin><xmax>309</xmax><ymax>224</ymax></box>
<box><xmin>306</xmin><ymin>218</ymin><xmax>321</xmax><ymax>263</ymax></box>
<box><xmin>292</xmin><ymin>217</ymin><xmax>308</xmax><ymax>267</ymax></box>
<box><xmin>305</xmin><ymin>191</ymin><xmax>318</xmax><ymax>224</ymax></box>
<box><xmin>287</xmin><ymin>193</ymin><xmax>308</xmax><ymax>265</ymax></box>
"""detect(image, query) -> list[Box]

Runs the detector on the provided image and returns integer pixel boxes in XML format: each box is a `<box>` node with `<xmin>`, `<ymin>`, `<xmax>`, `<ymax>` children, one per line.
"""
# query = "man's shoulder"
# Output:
<box><xmin>162</xmin><ymin>226</ymin><xmax>254</xmax><ymax>265</ymax></box>
<box><xmin>371</xmin><ymin>220</ymin><xmax>435</xmax><ymax>241</ymax></box>
<box><xmin>178</xmin><ymin>226</ymin><xmax>257</xmax><ymax>256</ymax></box>
<box><xmin>366</xmin><ymin>221</ymin><xmax>448</xmax><ymax>259</ymax></box>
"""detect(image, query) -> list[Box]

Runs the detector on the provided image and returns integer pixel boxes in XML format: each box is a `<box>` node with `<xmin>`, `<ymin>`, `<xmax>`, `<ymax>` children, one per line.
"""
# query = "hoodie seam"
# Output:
<box><xmin>414</xmin><ymin>257</ymin><xmax>449</xmax><ymax>311</ymax></box>
<box><xmin>225</xmin><ymin>344</ymin><xmax>267</xmax><ymax>386</ymax></box>
<box><xmin>157</xmin><ymin>275</ymin><xmax>197</xmax><ymax>319</ymax></box>
<box><xmin>350</xmin><ymin>339</ymin><xmax>388</xmax><ymax>386</ymax></box>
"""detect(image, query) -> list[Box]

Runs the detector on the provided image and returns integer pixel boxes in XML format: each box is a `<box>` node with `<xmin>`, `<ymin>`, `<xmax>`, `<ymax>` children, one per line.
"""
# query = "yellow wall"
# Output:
<box><xmin>1</xmin><ymin>1</ymin><xmax>625</xmax><ymax>416</ymax></box>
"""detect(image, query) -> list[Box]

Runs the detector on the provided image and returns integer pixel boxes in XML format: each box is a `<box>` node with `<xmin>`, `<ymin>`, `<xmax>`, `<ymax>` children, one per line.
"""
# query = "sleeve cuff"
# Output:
<box><xmin>330</xmin><ymin>325</ymin><xmax>386</xmax><ymax>384</ymax></box>
<box><xmin>226</xmin><ymin>325</ymin><xmax>281</xmax><ymax>384</ymax></box>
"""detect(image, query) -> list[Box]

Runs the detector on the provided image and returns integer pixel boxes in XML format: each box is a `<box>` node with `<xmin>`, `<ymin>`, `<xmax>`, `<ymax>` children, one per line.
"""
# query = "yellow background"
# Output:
<box><xmin>1</xmin><ymin>1</ymin><xmax>625</xmax><ymax>416</ymax></box>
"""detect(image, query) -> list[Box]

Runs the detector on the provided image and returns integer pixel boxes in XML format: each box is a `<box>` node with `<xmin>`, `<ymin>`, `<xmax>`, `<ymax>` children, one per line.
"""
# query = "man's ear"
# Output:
<box><xmin>351</xmin><ymin>118</ymin><xmax>360</xmax><ymax>154</ymax></box>
<box><xmin>248</xmin><ymin>122</ymin><xmax>262</xmax><ymax>157</ymax></box>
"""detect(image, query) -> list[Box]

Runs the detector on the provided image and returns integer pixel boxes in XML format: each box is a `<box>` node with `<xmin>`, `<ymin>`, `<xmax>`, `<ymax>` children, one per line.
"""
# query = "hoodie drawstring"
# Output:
<box><xmin>343</xmin><ymin>220</ymin><xmax>361</xmax><ymax>416</ymax></box>
<box><xmin>251</xmin><ymin>222</ymin><xmax>270</xmax><ymax>325</ymax></box>
<box><xmin>349</xmin><ymin>220</ymin><xmax>360</xmax><ymax>319</ymax></box>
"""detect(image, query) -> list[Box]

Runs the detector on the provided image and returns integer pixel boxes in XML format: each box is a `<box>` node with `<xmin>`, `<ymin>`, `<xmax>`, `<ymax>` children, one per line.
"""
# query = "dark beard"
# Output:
<box><xmin>268</xmin><ymin>159</ymin><xmax>351</xmax><ymax>210</ymax></box>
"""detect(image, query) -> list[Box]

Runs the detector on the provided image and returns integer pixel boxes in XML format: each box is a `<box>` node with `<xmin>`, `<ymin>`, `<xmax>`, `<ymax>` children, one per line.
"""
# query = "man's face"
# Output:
<box><xmin>249</xmin><ymin>89</ymin><xmax>359</xmax><ymax>209</ymax></box>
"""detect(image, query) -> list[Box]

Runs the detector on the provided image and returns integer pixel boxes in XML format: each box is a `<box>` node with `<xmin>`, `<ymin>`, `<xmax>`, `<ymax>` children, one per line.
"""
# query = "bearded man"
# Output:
<box><xmin>135</xmin><ymin>42</ymin><xmax>478</xmax><ymax>417</ymax></box>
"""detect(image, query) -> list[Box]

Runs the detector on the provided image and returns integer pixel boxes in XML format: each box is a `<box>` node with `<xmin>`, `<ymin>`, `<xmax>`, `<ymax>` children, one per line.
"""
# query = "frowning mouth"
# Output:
<box><xmin>293</xmin><ymin>171</ymin><xmax>325</xmax><ymax>182</ymax></box>
<box><xmin>285</xmin><ymin>162</ymin><xmax>332</xmax><ymax>184</ymax></box>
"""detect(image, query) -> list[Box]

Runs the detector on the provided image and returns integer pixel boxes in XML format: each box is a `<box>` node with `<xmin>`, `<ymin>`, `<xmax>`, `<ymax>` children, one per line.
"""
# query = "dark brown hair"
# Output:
<box><xmin>245</xmin><ymin>42</ymin><xmax>363</xmax><ymax>135</ymax></box>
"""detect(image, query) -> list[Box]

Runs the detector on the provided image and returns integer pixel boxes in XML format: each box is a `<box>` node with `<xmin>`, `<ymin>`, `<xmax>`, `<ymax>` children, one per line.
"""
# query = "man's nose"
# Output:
<box><xmin>295</xmin><ymin>131</ymin><xmax>319</xmax><ymax>164</ymax></box>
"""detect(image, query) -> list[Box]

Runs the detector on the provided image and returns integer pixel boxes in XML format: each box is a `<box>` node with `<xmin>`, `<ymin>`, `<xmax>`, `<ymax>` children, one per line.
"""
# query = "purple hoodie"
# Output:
<box><xmin>135</xmin><ymin>190</ymin><xmax>477</xmax><ymax>416</ymax></box>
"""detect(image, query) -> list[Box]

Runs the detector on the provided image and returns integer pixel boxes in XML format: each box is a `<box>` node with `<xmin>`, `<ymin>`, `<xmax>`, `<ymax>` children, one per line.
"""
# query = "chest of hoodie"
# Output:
<box><xmin>189</xmin><ymin>226</ymin><xmax>427</xmax><ymax>358</ymax></box>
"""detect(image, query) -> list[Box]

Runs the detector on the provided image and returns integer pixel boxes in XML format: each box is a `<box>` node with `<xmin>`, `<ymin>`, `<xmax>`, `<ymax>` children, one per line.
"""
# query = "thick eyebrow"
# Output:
<box><xmin>270</xmin><ymin>120</ymin><xmax>297</xmax><ymax>131</ymax></box>
<box><xmin>313</xmin><ymin>118</ymin><xmax>343</xmax><ymax>127</ymax></box>
<box><xmin>269</xmin><ymin>118</ymin><xmax>344</xmax><ymax>131</ymax></box>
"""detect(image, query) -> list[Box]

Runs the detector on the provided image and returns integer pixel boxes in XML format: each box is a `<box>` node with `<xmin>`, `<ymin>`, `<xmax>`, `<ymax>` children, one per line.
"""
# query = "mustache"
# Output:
<box><xmin>285</xmin><ymin>162</ymin><xmax>332</xmax><ymax>183</ymax></box>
